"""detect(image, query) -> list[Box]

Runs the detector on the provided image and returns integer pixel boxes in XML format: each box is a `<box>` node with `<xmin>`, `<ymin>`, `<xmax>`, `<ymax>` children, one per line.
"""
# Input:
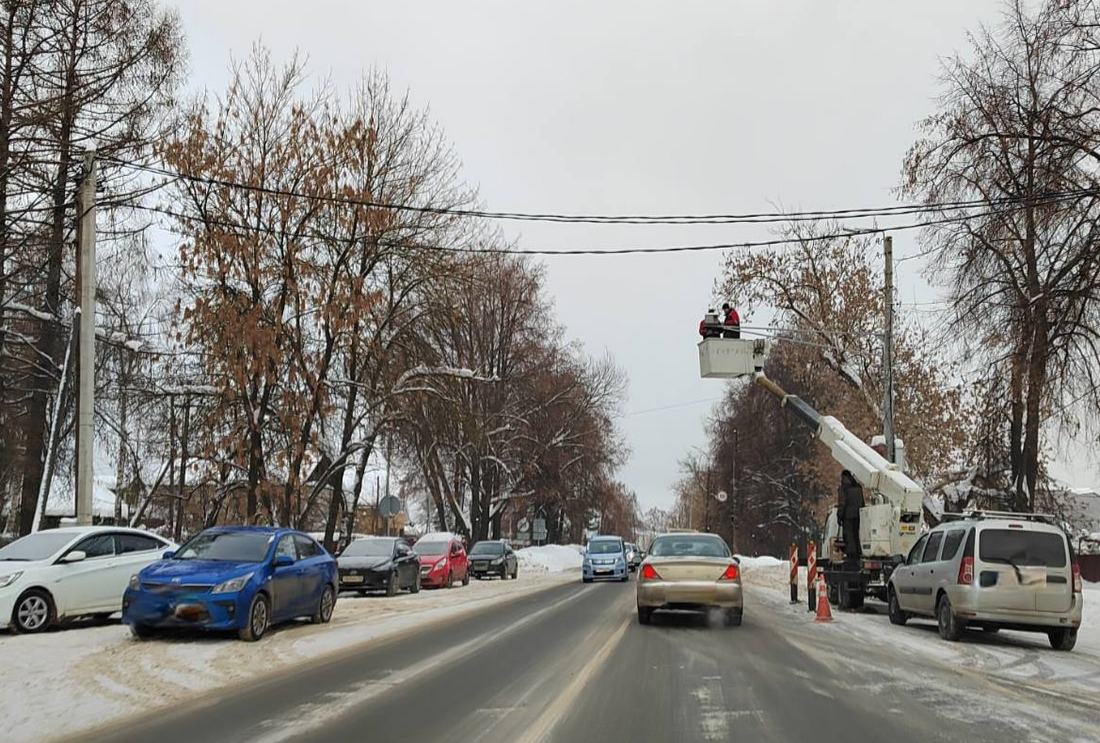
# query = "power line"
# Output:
<box><xmin>625</xmin><ymin>397</ymin><xmax>724</xmax><ymax>417</ymax></box>
<box><xmin>103</xmin><ymin>154</ymin><xmax>1100</xmax><ymax>227</ymax></box>
<box><xmin>127</xmin><ymin>194</ymin><xmax>1082</xmax><ymax>257</ymax></box>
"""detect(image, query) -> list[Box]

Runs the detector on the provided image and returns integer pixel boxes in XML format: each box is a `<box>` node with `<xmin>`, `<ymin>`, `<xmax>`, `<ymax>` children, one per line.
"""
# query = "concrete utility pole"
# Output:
<box><xmin>882</xmin><ymin>235</ymin><xmax>896</xmax><ymax>464</ymax></box>
<box><xmin>75</xmin><ymin>147</ymin><xmax>97</xmax><ymax>525</ymax></box>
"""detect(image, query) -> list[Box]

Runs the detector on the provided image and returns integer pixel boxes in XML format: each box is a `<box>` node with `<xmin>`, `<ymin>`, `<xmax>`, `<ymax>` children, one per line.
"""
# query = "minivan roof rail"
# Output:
<box><xmin>940</xmin><ymin>510</ymin><xmax>1055</xmax><ymax>524</ymax></box>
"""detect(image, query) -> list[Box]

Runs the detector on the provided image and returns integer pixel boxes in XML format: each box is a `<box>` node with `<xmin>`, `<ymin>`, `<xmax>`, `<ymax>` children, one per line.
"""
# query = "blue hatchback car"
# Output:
<box><xmin>122</xmin><ymin>526</ymin><xmax>337</xmax><ymax>642</ymax></box>
<box><xmin>582</xmin><ymin>536</ymin><xmax>629</xmax><ymax>583</ymax></box>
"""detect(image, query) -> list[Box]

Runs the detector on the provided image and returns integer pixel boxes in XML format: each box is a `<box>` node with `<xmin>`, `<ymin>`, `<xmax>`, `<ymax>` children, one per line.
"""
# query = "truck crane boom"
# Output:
<box><xmin>699</xmin><ymin>336</ymin><xmax>924</xmax><ymax>607</ymax></box>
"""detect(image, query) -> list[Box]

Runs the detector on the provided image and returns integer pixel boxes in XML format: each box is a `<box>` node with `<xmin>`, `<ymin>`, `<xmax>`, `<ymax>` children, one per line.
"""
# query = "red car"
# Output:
<box><xmin>413</xmin><ymin>533</ymin><xmax>469</xmax><ymax>588</ymax></box>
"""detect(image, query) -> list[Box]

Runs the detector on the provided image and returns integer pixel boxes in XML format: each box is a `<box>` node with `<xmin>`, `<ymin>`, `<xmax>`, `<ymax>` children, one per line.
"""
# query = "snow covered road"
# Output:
<box><xmin>0</xmin><ymin>569</ymin><xmax>576</xmax><ymax>743</ymax></box>
<box><xmin>740</xmin><ymin>560</ymin><xmax>1100</xmax><ymax>718</ymax></box>
<box><xmin>59</xmin><ymin>567</ymin><xmax>1099</xmax><ymax>743</ymax></box>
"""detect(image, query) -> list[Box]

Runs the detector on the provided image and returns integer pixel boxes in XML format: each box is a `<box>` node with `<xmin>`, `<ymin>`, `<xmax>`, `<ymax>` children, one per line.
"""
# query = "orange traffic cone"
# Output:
<box><xmin>814</xmin><ymin>574</ymin><xmax>833</xmax><ymax>623</ymax></box>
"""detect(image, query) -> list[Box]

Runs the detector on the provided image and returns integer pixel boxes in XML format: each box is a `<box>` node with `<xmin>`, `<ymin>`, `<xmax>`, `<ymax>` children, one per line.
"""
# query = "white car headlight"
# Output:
<box><xmin>0</xmin><ymin>572</ymin><xmax>23</xmax><ymax>589</ymax></box>
<box><xmin>212</xmin><ymin>572</ymin><xmax>254</xmax><ymax>594</ymax></box>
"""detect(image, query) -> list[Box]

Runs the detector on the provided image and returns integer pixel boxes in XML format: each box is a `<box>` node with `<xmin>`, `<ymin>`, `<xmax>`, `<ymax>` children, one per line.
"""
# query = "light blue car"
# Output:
<box><xmin>582</xmin><ymin>536</ymin><xmax>629</xmax><ymax>583</ymax></box>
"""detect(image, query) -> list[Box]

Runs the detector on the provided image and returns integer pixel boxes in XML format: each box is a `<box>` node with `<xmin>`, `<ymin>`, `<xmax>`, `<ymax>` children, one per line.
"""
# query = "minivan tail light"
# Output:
<box><xmin>958</xmin><ymin>556</ymin><xmax>974</xmax><ymax>586</ymax></box>
<box><xmin>1072</xmin><ymin>561</ymin><xmax>1082</xmax><ymax>594</ymax></box>
<box><xmin>640</xmin><ymin>564</ymin><xmax>661</xmax><ymax>581</ymax></box>
<box><xmin>719</xmin><ymin>564</ymin><xmax>740</xmax><ymax>581</ymax></box>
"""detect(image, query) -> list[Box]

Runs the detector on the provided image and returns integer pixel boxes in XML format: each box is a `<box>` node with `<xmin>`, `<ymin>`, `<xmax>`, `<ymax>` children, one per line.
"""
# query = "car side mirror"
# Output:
<box><xmin>274</xmin><ymin>554</ymin><xmax>295</xmax><ymax>568</ymax></box>
<box><xmin>162</xmin><ymin>550</ymin><xmax>176</xmax><ymax>560</ymax></box>
<box><xmin>60</xmin><ymin>550</ymin><xmax>86</xmax><ymax>564</ymax></box>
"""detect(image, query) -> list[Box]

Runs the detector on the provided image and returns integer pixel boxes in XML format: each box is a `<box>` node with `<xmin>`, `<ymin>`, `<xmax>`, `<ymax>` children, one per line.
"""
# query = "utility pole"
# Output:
<box><xmin>732</xmin><ymin>427</ymin><xmax>740</xmax><ymax>552</ymax></box>
<box><xmin>882</xmin><ymin>235</ymin><xmax>896</xmax><ymax>464</ymax></box>
<box><xmin>75</xmin><ymin>147</ymin><xmax>96</xmax><ymax>525</ymax></box>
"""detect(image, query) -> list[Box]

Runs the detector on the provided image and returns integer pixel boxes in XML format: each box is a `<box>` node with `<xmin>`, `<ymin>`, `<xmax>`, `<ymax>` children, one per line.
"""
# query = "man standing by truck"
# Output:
<box><xmin>837</xmin><ymin>470</ymin><xmax>864</xmax><ymax>559</ymax></box>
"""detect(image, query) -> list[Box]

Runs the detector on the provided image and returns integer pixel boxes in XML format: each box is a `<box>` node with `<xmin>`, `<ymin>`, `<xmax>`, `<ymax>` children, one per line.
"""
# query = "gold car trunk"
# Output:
<box><xmin>649</xmin><ymin>557</ymin><xmax>731</xmax><ymax>582</ymax></box>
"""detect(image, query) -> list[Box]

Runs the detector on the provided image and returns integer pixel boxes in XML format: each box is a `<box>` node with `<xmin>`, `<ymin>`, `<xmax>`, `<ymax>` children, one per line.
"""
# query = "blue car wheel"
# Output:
<box><xmin>238</xmin><ymin>593</ymin><xmax>270</xmax><ymax>642</ymax></box>
<box><xmin>130</xmin><ymin>623</ymin><xmax>156</xmax><ymax>640</ymax></box>
<box><xmin>312</xmin><ymin>586</ymin><xmax>335</xmax><ymax>624</ymax></box>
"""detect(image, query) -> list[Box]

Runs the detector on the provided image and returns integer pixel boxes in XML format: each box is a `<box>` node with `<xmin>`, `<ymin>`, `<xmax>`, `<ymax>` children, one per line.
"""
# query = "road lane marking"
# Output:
<box><xmin>515</xmin><ymin>615</ymin><xmax>632</xmax><ymax>743</ymax></box>
<box><xmin>248</xmin><ymin>584</ymin><xmax>598</xmax><ymax>743</ymax></box>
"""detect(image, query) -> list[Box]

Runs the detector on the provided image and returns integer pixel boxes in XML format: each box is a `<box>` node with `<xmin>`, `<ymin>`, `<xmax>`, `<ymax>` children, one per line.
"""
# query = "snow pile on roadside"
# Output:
<box><xmin>516</xmin><ymin>544</ymin><xmax>583</xmax><ymax>573</ymax></box>
<box><xmin>0</xmin><ymin>569</ymin><xmax>574</xmax><ymax>743</ymax></box>
<box><xmin>735</xmin><ymin>555</ymin><xmax>784</xmax><ymax>570</ymax></box>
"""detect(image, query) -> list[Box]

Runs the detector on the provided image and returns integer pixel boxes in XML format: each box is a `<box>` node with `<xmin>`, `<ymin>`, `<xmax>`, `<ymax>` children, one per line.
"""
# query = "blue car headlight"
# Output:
<box><xmin>128</xmin><ymin>574</ymin><xmax>140</xmax><ymax>590</ymax></box>
<box><xmin>212</xmin><ymin>572</ymin><xmax>255</xmax><ymax>594</ymax></box>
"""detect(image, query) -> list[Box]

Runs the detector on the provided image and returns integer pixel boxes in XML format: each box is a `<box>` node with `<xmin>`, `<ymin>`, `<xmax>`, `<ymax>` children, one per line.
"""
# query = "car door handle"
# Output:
<box><xmin>295</xmin><ymin>569</ymin><xmax>306</xmax><ymax>575</ymax></box>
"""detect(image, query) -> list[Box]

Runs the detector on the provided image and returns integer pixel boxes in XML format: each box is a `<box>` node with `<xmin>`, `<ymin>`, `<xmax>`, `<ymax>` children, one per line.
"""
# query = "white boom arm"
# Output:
<box><xmin>699</xmin><ymin>338</ymin><xmax>923</xmax><ymax>557</ymax></box>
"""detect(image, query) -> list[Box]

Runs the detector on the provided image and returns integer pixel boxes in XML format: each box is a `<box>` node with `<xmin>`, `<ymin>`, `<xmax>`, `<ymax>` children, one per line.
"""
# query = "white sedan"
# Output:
<box><xmin>0</xmin><ymin>526</ymin><xmax>176</xmax><ymax>633</ymax></box>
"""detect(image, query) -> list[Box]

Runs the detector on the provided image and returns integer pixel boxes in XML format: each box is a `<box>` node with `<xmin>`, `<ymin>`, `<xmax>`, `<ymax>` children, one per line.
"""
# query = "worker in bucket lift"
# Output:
<box><xmin>721</xmin><ymin>303</ymin><xmax>740</xmax><ymax>338</ymax></box>
<box><xmin>698</xmin><ymin>309</ymin><xmax>722</xmax><ymax>338</ymax></box>
<box><xmin>837</xmin><ymin>470</ymin><xmax>864</xmax><ymax>560</ymax></box>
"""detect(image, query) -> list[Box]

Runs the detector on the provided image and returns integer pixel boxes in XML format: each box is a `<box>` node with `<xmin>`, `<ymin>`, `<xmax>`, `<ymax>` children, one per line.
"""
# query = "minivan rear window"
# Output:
<box><xmin>979</xmin><ymin>530</ymin><xmax>1067</xmax><ymax>568</ymax></box>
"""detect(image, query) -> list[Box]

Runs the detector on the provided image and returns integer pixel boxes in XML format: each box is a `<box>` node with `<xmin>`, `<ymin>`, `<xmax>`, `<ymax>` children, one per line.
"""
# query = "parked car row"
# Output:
<box><xmin>0</xmin><ymin>526</ymin><xmax>521</xmax><ymax>643</ymax></box>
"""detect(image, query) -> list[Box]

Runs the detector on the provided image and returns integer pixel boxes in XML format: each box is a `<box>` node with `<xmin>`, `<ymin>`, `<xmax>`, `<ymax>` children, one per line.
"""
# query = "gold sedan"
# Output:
<box><xmin>636</xmin><ymin>531</ymin><xmax>743</xmax><ymax>626</ymax></box>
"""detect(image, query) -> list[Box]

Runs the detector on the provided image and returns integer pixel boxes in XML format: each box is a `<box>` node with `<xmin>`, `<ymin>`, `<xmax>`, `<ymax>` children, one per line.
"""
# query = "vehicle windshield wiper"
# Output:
<box><xmin>0</xmin><ymin>557</ymin><xmax>30</xmax><ymax>561</ymax></box>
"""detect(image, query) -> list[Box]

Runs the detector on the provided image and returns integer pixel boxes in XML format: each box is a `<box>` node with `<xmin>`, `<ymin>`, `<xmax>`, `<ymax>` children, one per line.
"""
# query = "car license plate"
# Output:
<box><xmin>343</xmin><ymin>575</ymin><xmax>364</xmax><ymax>584</ymax></box>
<box><xmin>595</xmin><ymin>568</ymin><xmax>610</xmax><ymax>574</ymax></box>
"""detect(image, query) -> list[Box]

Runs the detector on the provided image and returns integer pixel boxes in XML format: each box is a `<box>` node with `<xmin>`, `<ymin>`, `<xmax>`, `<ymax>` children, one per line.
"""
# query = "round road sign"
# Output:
<box><xmin>379</xmin><ymin>495</ymin><xmax>402</xmax><ymax>519</ymax></box>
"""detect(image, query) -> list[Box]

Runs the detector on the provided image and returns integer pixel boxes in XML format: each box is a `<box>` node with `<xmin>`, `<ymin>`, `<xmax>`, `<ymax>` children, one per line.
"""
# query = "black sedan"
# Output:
<box><xmin>468</xmin><ymin>540</ymin><xmax>518</xmax><ymax>580</ymax></box>
<box><xmin>338</xmin><ymin>537</ymin><xmax>421</xmax><ymax>596</ymax></box>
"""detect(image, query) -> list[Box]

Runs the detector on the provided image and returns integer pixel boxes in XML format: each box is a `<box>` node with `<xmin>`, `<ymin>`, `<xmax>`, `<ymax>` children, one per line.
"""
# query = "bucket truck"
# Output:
<box><xmin>699</xmin><ymin>337</ymin><xmax>923</xmax><ymax>608</ymax></box>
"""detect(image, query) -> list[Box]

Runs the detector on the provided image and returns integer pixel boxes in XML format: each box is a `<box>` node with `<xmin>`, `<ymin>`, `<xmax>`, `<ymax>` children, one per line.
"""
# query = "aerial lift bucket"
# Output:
<box><xmin>698</xmin><ymin>338</ymin><xmax>766</xmax><ymax>379</ymax></box>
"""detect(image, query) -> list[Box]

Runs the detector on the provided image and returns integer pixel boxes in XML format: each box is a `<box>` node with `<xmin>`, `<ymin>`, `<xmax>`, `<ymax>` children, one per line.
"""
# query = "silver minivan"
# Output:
<box><xmin>887</xmin><ymin>511</ymin><xmax>1083</xmax><ymax>650</ymax></box>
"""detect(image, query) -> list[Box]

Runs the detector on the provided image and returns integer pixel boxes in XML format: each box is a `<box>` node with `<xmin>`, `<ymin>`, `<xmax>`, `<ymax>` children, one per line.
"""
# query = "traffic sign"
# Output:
<box><xmin>379</xmin><ymin>495</ymin><xmax>402</xmax><ymax>519</ymax></box>
<box><xmin>532</xmin><ymin>517</ymin><xmax>547</xmax><ymax>541</ymax></box>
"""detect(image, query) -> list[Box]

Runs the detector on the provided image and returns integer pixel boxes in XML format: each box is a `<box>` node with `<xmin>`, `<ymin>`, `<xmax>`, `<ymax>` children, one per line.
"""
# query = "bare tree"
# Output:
<box><xmin>902</xmin><ymin>0</ymin><xmax>1100</xmax><ymax>510</ymax></box>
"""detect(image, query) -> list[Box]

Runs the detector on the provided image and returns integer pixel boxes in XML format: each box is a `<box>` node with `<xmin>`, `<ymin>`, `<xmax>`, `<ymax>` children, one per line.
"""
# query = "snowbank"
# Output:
<box><xmin>0</xmin><ymin>569</ymin><xmax>574</xmax><ymax>743</ymax></box>
<box><xmin>516</xmin><ymin>544</ymin><xmax>583</xmax><ymax>573</ymax></box>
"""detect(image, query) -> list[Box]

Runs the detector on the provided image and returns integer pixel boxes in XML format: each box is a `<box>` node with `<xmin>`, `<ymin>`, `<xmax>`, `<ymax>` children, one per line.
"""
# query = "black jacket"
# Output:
<box><xmin>838</xmin><ymin>480</ymin><xmax>865</xmax><ymax>520</ymax></box>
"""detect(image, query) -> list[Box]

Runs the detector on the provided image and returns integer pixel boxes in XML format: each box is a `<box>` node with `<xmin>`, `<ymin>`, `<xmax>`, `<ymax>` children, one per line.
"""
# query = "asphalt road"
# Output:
<box><xmin>76</xmin><ymin>578</ymin><xmax>1094</xmax><ymax>743</ymax></box>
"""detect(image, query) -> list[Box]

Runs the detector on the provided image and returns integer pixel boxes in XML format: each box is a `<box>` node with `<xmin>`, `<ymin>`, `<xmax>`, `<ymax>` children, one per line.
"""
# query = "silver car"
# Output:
<box><xmin>636</xmin><ymin>531</ymin><xmax>742</xmax><ymax>626</ymax></box>
<box><xmin>887</xmin><ymin>512</ymin><xmax>1083</xmax><ymax>650</ymax></box>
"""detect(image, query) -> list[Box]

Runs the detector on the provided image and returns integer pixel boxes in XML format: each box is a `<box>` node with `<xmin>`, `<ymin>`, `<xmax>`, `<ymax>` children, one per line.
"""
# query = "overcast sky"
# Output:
<box><xmin>173</xmin><ymin>0</ymin><xmax>1097</xmax><ymax>510</ymax></box>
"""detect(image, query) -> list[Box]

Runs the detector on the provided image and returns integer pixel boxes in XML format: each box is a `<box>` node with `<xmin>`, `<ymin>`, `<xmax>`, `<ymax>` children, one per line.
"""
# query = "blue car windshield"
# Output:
<box><xmin>587</xmin><ymin>540</ymin><xmax>621</xmax><ymax>555</ymax></box>
<box><xmin>176</xmin><ymin>532</ymin><xmax>272</xmax><ymax>562</ymax></box>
